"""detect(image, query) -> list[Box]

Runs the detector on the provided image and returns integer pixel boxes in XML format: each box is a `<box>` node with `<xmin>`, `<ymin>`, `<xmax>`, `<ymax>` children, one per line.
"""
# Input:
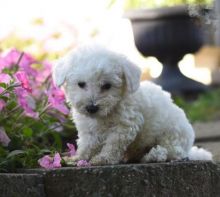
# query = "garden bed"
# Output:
<box><xmin>1</xmin><ymin>161</ymin><xmax>220</xmax><ymax>197</ymax></box>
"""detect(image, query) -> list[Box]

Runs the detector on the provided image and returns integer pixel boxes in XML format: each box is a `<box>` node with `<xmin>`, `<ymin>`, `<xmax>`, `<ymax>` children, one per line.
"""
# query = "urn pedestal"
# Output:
<box><xmin>126</xmin><ymin>6</ymin><xmax>208</xmax><ymax>96</ymax></box>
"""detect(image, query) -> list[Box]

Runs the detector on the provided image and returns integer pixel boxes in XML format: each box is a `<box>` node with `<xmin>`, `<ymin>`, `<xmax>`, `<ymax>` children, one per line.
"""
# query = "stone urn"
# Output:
<box><xmin>125</xmin><ymin>5</ymin><xmax>208</xmax><ymax>96</ymax></box>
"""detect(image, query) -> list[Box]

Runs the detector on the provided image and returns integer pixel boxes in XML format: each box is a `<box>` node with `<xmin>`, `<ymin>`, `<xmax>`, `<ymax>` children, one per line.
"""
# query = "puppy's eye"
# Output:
<box><xmin>78</xmin><ymin>82</ymin><xmax>86</xmax><ymax>88</ymax></box>
<box><xmin>101</xmin><ymin>83</ymin><xmax>112</xmax><ymax>91</ymax></box>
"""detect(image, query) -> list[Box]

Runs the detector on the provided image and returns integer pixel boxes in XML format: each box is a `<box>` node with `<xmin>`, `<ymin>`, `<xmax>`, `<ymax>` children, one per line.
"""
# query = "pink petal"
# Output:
<box><xmin>0</xmin><ymin>59</ymin><xmax>5</xmax><ymax>72</ymax></box>
<box><xmin>0</xmin><ymin>49</ymin><xmax>20</xmax><ymax>68</ymax></box>
<box><xmin>38</xmin><ymin>155</ymin><xmax>53</xmax><ymax>169</ymax></box>
<box><xmin>0</xmin><ymin>73</ymin><xmax>11</xmax><ymax>84</ymax></box>
<box><xmin>38</xmin><ymin>153</ymin><xmax>62</xmax><ymax>169</ymax></box>
<box><xmin>0</xmin><ymin>100</ymin><xmax>6</xmax><ymax>110</ymax></box>
<box><xmin>0</xmin><ymin>49</ymin><xmax>37</xmax><ymax>76</ymax></box>
<box><xmin>14</xmin><ymin>87</ymin><xmax>39</xmax><ymax>119</ymax></box>
<box><xmin>0</xmin><ymin>87</ymin><xmax>3</xmax><ymax>94</ymax></box>
<box><xmin>67</xmin><ymin>143</ymin><xmax>76</xmax><ymax>156</ymax></box>
<box><xmin>52</xmin><ymin>153</ymin><xmax>62</xmax><ymax>168</ymax></box>
<box><xmin>19</xmin><ymin>53</ymin><xmax>37</xmax><ymax>76</ymax></box>
<box><xmin>15</xmin><ymin>71</ymin><xmax>32</xmax><ymax>93</ymax></box>
<box><xmin>52</xmin><ymin>104</ymin><xmax>69</xmax><ymax>115</ymax></box>
<box><xmin>77</xmin><ymin>160</ymin><xmax>91</xmax><ymax>167</ymax></box>
<box><xmin>0</xmin><ymin>127</ymin><xmax>11</xmax><ymax>147</ymax></box>
<box><xmin>36</xmin><ymin>61</ymin><xmax>52</xmax><ymax>83</ymax></box>
<box><xmin>47</xmin><ymin>84</ymin><xmax>69</xmax><ymax>115</ymax></box>
<box><xmin>0</xmin><ymin>87</ymin><xmax>9</xmax><ymax>97</ymax></box>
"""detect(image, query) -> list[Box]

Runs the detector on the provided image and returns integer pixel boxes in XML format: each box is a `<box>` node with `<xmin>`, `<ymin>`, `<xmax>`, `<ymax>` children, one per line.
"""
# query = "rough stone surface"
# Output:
<box><xmin>25</xmin><ymin>161</ymin><xmax>220</xmax><ymax>197</ymax></box>
<box><xmin>0</xmin><ymin>173</ymin><xmax>45</xmax><ymax>197</ymax></box>
<box><xmin>1</xmin><ymin>162</ymin><xmax>220</xmax><ymax>197</ymax></box>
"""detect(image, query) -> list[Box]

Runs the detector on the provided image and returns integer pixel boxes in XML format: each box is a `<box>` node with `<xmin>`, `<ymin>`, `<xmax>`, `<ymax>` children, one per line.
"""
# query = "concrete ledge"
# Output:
<box><xmin>0</xmin><ymin>173</ymin><xmax>45</xmax><ymax>197</ymax></box>
<box><xmin>1</xmin><ymin>161</ymin><xmax>220</xmax><ymax>197</ymax></box>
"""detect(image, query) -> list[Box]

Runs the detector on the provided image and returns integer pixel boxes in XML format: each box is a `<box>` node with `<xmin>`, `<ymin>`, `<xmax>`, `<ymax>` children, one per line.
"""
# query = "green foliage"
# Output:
<box><xmin>124</xmin><ymin>0</ymin><xmax>213</xmax><ymax>9</ymax></box>
<box><xmin>174</xmin><ymin>89</ymin><xmax>220</xmax><ymax>122</ymax></box>
<box><xmin>0</xmin><ymin>49</ymin><xmax>76</xmax><ymax>172</ymax></box>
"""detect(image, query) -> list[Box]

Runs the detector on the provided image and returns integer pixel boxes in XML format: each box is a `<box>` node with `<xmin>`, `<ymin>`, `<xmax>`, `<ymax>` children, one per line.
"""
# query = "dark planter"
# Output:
<box><xmin>126</xmin><ymin>6</ymin><xmax>208</xmax><ymax>96</ymax></box>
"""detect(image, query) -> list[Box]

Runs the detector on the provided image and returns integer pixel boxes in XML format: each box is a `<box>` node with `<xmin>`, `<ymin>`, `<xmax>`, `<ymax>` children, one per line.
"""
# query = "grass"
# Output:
<box><xmin>174</xmin><ymin>88</ymin><xmax>220</xmax><ymax>122</ymax></box>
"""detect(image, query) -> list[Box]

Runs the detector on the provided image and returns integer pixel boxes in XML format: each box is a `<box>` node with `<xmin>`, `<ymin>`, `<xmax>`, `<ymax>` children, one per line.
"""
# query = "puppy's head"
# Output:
<box><xmin>53</xmin><ymin>46</ymin><xmax>141</xmax><ymax>117</ymax></box>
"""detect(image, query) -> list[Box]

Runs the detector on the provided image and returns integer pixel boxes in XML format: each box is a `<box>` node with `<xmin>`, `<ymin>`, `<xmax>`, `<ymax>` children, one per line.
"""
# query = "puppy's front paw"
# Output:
<box><xmin>90</xmin><ymin>155</ymin><xmax>119</xmax><ymax>165</ymax></box>
<box><xmin>63</xmin><ymin>155</ymin><xmax>81</xmax><ymax>166</ymax></box>
<box><xmin>90</xmin><ymin>156</ymin><xmax>108</xmax><ymax>166</ymax></box>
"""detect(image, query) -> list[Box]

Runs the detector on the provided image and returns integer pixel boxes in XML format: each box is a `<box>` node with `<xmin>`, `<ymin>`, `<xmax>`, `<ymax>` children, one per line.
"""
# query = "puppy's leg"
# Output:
<box><xmin>90</xmin><ymin>128</ymin><xmax>139</xmax><ymax>165</ymax></box>
<box><xmin>141</xmin><ymin>144</ymin><xmax>187</xmax><ymax>163</ymax></box>
<box><xmin>141</xmin><ymin>145</ymin><xmax>168</xmax><ymax>162</ymax></box>
<box><xmin>65</xmin><ymin>134</ymin><xmax>101</xmax><ymax>165</ymax></box>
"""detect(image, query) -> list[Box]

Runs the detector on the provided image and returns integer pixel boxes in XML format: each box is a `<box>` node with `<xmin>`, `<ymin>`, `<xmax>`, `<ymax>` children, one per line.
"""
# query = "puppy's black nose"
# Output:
<box><xmin>86</xmin><ymin>104</ymin><xmax>99</xmax><ymax>114</ymax></box>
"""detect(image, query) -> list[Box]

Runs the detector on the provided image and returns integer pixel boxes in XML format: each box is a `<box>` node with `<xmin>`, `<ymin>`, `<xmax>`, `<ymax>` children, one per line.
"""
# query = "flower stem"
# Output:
<box><xmin>16</xmin><ymin>52</ymin><xmax>24</xmax><ymax>66</ymax></box>
<box><xmin>39</xmin><ymin>103</ymin><xmax>51</xmax><ymax>117</ymax></box>
<box><xmin>0</xmin><ymin>83</ymin><xmax>20</xmax><ymax>96</ymax></box>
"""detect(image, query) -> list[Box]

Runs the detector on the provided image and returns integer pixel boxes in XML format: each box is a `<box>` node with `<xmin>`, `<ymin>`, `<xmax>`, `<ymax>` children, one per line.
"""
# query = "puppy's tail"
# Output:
<box><xmin>188</xmin><ymin>146</ymin><xmax>213</xmax><ymax>161</ymax></box>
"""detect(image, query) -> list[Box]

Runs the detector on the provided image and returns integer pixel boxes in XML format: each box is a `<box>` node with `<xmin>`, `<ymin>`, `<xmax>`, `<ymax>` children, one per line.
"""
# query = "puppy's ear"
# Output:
<box><xmin>122</xmin><ymin>58</ymin><xmax>141</xmax><ymax>94</ymax></box>
<box><xmin>52</xmin><ymin>58</ymin><xmax>69</xmax><ymax>87</ymax></box>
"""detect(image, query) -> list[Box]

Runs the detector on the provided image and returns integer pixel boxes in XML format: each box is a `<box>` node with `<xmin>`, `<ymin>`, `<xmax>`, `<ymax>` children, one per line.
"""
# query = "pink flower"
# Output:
<box><xmin>0</xmin><ymin>49</ymin><xmax>37</xmax><ymax>76</ymax></box>
<box><xmin>53</xmin><ymin>153</ymin><xmax>62</xmax><ymax>168</ymax></box>
<box><xmin>14</xmin><ymin>87</ymin><xmax>39</xmax><ymax>119</ymax></box>
<box><xmin>38</xmin><ymin>155</ymin><xmax>53</xmax><ymax>169</ymax></box>
<box><xmin>0</xmin><ymin>87</ymin><xmax>9</xmax><ymax>110</ymax></box>
<box><xmin>0</xmin><ymin>127</ymin><xmax>11</xmax><ymax>147</ymax></box>
<box><xmin>0</xmin><ymin>62</ymin><xmax>3</xmax><ymax>73</ymax></box>
<box><xmin>48</xmin><ymin>111</ymin><xmax>67</xmax><ymax>123</ymax></box>
<box><xmin>0</xmin><ymin>87</ymin><xmax>10</xmax><ymax>98</ymax></box>
<box><xmin>47</xmin><ymin>84</ymin><xmax>69</xmax><ymax>115</ymax></box>
<box><xmin>31</xmin><ymin>62</ymin><xmax>52</xmax><ymax>98</ymax></box>
<box><xmin>0</xmin><ymin>73</ymin><xmax>11</xmax><ymax>84</ymax></box>
<box><xmin>0</xmin><ymin>87</ymin><xmax>4</xmax><ymax>94</ymax></box>
<box><xmin>0</xmin><ymin>100</ymin><xmax>6</xmax><ymax>110</ymax></box>
<box><xmin>67</xmin><ymin>143</ymin><xmax>76</xmax><ymax>156</ymax></box>
<box><xmin>36</xmin><ymin>61</ymin><xmax>52</xmax><ymax>83</ymax></box>
<box><xmin>38</xmin><ymin>153</ymin><xmax>62</xmax><ymax>169</ymax></box>
<box><xmin>76</xmin><ymin>160</ymin><xmax>91</xmax><ymax>167</ymax></box>
<box><xmin>15</xmin><ymin>71</ymin><xmax>32</xmax><ymax>93</ymax></box>
<box><xmin>0</xmin><ymin>49</ymin><xmax>19</xmax><ymax>68</ymax></box>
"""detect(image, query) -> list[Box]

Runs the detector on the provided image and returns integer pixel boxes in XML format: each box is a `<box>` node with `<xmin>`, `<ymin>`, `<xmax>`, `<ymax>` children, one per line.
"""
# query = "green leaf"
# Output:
<box><xmin>5</xmin><ymin>101</ymin><xmax>18</xmax><ymax>110</ymax></box>
<box><xmin>7</xmin><ymin>150</ymin><xmax>25</xmax><ymax>158</ymax></box>
<box><xmin>0</xmin><ymin>95</ymin><xmax>8</xmax><ymax>102</ymax></box>
<box><xmin>51</xmin><ymin>132</ymin><xmax>62</xmax><ymax>151</ymax></box>
<box><xmin>0</xmin><ymin>147</ymin><xmax>7</xmax><ymax>157</ymax></box>
<box><xmin>22</xmin><ymin>127</ymin><xmax>33</xmax><ymax>138</ymax></box>
<box><xmin>0</xmin><ymin>83</ymin><xmax>7</xmax><ymax>89</ymax></box>
<box><xmin>39</xmin><ymin>149</ymin><xmax>51</xmax><ymax>154</ymax></box>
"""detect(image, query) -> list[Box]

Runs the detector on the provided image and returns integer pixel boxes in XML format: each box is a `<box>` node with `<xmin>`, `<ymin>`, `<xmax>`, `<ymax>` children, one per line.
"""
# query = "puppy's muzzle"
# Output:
<box><xmin>86</xmin><ymin>104</ymin><xmax>99</xmax><ymax>114</ymax></box>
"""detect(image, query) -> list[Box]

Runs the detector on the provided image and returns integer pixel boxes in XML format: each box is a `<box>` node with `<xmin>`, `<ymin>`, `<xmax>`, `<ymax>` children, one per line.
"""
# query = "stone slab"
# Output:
<box><xmin>25</xmin><ymin>161</ymin><xmax>220</xmax><ymax>197</ymax></box>
<box><xmin>0</xmin><ymin>173</ymin><xmax>45</xmax><ymax>197</ymax></box>
<box><xmin>1</xmin><ymin>162</ymin><xmax>220</xmax><ymax>197</ymax></box>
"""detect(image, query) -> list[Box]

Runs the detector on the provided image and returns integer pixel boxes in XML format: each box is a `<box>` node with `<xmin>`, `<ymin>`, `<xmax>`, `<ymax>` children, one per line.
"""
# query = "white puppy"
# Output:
<box><xmin>53</xmin><ymin>45</ymin><xmax>212</xmax><ymax>165</ymax></box>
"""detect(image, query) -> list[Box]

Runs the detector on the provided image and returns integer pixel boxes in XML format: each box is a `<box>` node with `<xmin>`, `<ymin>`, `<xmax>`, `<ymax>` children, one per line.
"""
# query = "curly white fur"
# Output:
<box><xmin>53</xmin><ymin>45</ymin><xmax>212</xmax><ymax>165</ymax></box>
